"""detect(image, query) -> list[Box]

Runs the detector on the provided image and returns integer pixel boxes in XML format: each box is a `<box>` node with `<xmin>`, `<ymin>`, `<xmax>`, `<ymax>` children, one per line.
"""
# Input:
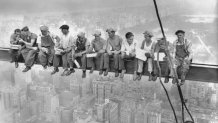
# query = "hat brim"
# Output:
<box><xmin>175</xmin><ymin>30</ymin><xmax>185</xmax><ymax>35</ymax></box>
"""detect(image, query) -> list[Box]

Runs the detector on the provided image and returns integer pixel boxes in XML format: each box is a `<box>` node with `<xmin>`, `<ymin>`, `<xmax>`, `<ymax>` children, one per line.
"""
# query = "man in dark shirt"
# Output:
<box><xmin>9</xmin><ymin>29</ymin><xmax>22</xmax><ymax>68</ymax></box>
<box><xmin>18</xmin><ymin>26</ymin><xmax>38</xmax><ymax>72</ymax></box>
<box><xmin>73</xmin><ymin>32</ymin><xmax>90</xmax><ymax>78</ymax></box>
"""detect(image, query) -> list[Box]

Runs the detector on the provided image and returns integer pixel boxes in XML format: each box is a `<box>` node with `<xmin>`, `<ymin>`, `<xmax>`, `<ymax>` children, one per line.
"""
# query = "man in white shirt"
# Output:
<box><xmin>51</xmin><ymin>25</ymin><xmax>75</xmax><ymax>76</ymax></box>
<box><xmin>120</xmin><ymin>32</ymin><xmax>138</xmax><ymax>79</ymax></box>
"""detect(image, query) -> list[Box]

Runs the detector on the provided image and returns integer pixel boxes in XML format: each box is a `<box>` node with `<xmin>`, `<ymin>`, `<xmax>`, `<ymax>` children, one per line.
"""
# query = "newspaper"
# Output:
<box><xmin>135</xmin><ymin>48</ymin><xmax>147</xmax><ymax>61</ymax></box>
<box><xmin>86</xmin><ymin>53</ymin><xmax>98</xmax><ymax>58</ymax></box>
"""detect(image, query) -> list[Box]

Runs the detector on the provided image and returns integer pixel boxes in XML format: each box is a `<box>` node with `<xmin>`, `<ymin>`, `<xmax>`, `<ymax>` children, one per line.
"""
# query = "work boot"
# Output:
<box><xmin>138</xmin><ymin>73</ymin><xmax>142</xmax><ymax>81</ymax></box>
<box><xmin>164</xmin><ymin>77</ymin><xmax>169</xmax><ymax>83</ymax></box>
<box><xmin>120</xmin><ymin>70</ymin><xmax>126</xmax><ymax>78</ymax></box>
<box><xmin>99</xmin><ymin>70</ymin><xmax>103</xmax><ymax>75</ymax></box>
<box><xmin>15</xmin><ymin>62</ymin><xmax>19</xmax><ymax>68</ymax></box>
<box><xmin>10</xmin><ymin>60</ymin><xmax>14</xmax><ymax>63</ymax></box>
<box><xmin>65</xmin><ymin>68</ymin><xmax>75</xmax><ymax>76</ymax></box>
<box><xmin>172</xmin><ymin>78</ymin><xmax>178</xmax><ymax>84</ymax></box>
<box><xmin>47</xmin><ymin>62</ymin><xmax>52</xmax><ymax>67</ymax></box>
<box><xmin>133</xmin><ymin>71</ymin><xmax>138</xmax><ymax>81</ymax></box>
<box><xmin>180</xmin><ymin>79</ymin><xmax>185</xmax><ymax>86</ymax></box>
<box><xmin>148</xmin><ymin>73</ymin><xmax>152</xmax><ymax>81</ymax></box>
<box><xmin>51</xmin><ymin>67</ymin><xmax>59</xmax><ymax>75</ymax></box>
<box><xmin>104</xmin><ymin>69</ymin><xmax>109</xmax><ymax>76</ymax></box>
<box><xmin>90</xmin><ymin>67</ymin><xmax>94</xmax><ymax>74</ymax></box>
<box><xmin>115</xmin><ymin>70</ymin><xmax>119</xmax><ymax>77</ymax></box>
<box><xmin>22</xmin><ymin>66</ymin><xmax>31</xmax><ymax>72</ymax></box>
<box><xmin>180</xmin><ymin>73</ymin><xmax>186</xmax><ymax>85</ymax></box>
<box><xmin>61</xmin><ymin>69</ymin><xmax>68</xmax><ymax>76</ymax></box>
<box><xmin>82</xmin><ymin>70</ymin><xmax>86</xmax><ymax>78</ymax></box>
<box><xmin>152</xmin><ymin>75</ymin><xmax>158</xmax><ymax>81</ymax></box>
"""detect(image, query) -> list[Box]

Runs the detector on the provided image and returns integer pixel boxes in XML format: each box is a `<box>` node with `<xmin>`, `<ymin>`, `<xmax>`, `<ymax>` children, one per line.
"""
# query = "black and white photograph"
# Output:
<box><xmin>0</xmin><ymin>0</ymin><xmax>217</xmax><ymax>123</ymax></box>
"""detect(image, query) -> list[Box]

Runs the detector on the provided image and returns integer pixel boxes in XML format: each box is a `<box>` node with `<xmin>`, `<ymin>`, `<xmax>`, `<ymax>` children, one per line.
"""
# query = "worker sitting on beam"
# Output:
<box><xmin>9</xmin><ymin>29</ymin><xmax>22</xmax><ymax>68</ymax></box>
<box><xmin>88</xmin><ymin>30</ymin><xmax>108</xmax><ymax>76</ymax></box>
<box><xmin>172</xmin><ymin>30</ymin><xmax>193</xmax><ymax>85</ymax></box>
<box><xmin>37</xmin><ymin>25</ymin><xmax>60</xmax><ymax>69</ymax></box>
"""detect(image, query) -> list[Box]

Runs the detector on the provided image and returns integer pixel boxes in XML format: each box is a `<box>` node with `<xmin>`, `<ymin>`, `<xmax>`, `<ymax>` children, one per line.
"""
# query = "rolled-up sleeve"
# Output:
<box><xmin>121</xmin><ymin>41</ymin><xmax>126</xmax><ymax>52</ymax></box>
<box><xmin>172</xmin><ymin>41</ymin><xmax>177</xmax><ymax>58</ymax></box>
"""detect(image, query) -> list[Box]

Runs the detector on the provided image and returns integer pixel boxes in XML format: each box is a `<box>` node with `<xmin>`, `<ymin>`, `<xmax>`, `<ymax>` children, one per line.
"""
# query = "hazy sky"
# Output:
<box><xmin>0</xmin><ymin>0</ymin><xmax>217</xmax><ymax>14</ymax></box>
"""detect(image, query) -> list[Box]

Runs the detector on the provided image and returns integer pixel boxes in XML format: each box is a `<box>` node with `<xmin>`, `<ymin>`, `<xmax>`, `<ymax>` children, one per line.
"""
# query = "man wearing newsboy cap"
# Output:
<box><xmin>172</xmin><ymin>30</ymin><xmax>193</xmax><ymax>85</ymax></box>
<box><xmin>89</xmin><ymin>30</ymin><xmax>108</xmax><ymax>75</ymax></box>
<box><xmin>38</xmin><ymin>25</ymin><xmax>60</xmax><ymax>69</ymax></box>
<box><xmin>105</xmin><ymin>28</ymin><xmax>123</xmax><ymax>77</ymax></box>
<box><xmin>51</xmin><ymin>24</ymin><xmax>75</xmax><ymax>76</ymax></box>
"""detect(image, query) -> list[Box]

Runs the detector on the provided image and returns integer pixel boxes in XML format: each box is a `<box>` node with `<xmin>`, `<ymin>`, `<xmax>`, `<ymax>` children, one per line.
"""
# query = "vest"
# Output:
<box><xmin>141</xmin><ymin>40</ymin><xmax>153</xmax><ymax>52</ymax></box>
<box><xmin>20</xmin><ymin>32</ymin><xmax>37</xmax><ymax>47</ymax></box>
<box><xmin>76</xmin><ymin>38</ymin><xmax>87</xmax><ymax>53</ymax></box>
<box><xmin>176</xmin><ymin>44</ymin><xmax>188</xmax><ymax>58</ymax></box>
<box><xmin>41</xmin><ymin>35</ymin><xmax>55</xmax><ymax>48</ymax></box>
<box><xmin>175</xmin><ymin>39</ymin><xmax>189</xmax><ymax>58</ymax></box>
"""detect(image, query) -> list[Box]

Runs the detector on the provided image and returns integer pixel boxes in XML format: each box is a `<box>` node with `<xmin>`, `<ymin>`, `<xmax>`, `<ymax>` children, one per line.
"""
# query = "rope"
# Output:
<box><xmin>156</xmin><ymin>50</ymin><xmax>178</xmax><ymax>123</ymax></box>
<box><xmin>152</xmin><ymin>0</ymin><xmax>194</xmax><ymax>122</ymax></box>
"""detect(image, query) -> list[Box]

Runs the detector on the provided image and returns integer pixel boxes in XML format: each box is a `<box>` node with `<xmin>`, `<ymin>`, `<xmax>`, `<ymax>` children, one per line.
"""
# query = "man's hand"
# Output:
<box><xmin>184</xmin><ymin>57</ymin><xmax>191</xmax><ymax>62</ymax></box>
<box><xmin>32</xmin><ymin>47</ymin><xmax>38</xmax><ymax>51</ymax></box>
<box><xmin>74</xmin><ymin>52</ymin><xmax>82</xmax><ymax>57</ymax></box>
<box><xmin>18</xmin><ymin>38</ymin><xmax>25</xmax><ymax>43</ymax></box>
<box><xmin>107</xmin><ymin>50</ymin><xmax>113</xmax><ymax>55</ymax></box>
<box><xmin>130</xmin><ymin>52</ymin><xmax>136</xmax><ymax>57</ymax></box>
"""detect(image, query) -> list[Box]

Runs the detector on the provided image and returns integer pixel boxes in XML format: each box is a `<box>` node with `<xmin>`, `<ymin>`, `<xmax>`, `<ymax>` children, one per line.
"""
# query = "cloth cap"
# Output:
<box><xmin>77</xmin><ymin>32</ymin><xmax>85</xmax><ymax>37</ymax></box>
<box><xmin>21</xmin><ymin>26</ymin><xmax>29</xmax><ymax>31</ymax></box>
<box><xmin>59</xmin><ymin>25</ymin><xmax>69</xmax><ymax>30</ymax></box>
<box><xmin>106</xmin><ymin>28</ymin><xmax>116</xmax><ymax>33</ymax></box>
<box><xmin>93</xmin><ymin>30</ymin><xmax>101</xmax><ymax>36</ymax></box>
<box><xmin>143</xmin><ymin>31</ymin><xmax>153</xmax><ymax>37</ymax></box>
<box><xmin>40</xmin><ymin>25</ymin><xmax>49</xmax><ymax>31</ymax></box>
<box><xmin>175</xmin><ymin>30</ymin><xmax>185</xmax><ymax>35</ymax></box>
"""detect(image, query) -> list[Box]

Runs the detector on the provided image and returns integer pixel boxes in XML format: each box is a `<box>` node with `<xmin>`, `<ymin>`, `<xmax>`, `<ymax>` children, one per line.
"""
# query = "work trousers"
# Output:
<box><xmin>120</xmin><ymin>52</ymin><xmax>137</xmax><ymax>71</ymax></box>
<box><xmin>173</xmin><ymin>56</ymin><xmax>191</xmax><ymax>80</ymax></box>
<box><xmin>90</xmin><ymin>53</ymin><xmax>110</xmax><ymax>71</ymax></box>
<box><xmin>21</xmin><ymin>48</ymin><xmax>38</xmax><ymax>67</ymax></box>
<box><xmin>108</xmin><ymin>53</ymin><xmax>122</xmax><ymax>71</ymax></box>
<box><xmin>38</xmin><ymin>48</ymin><xmax>55</xmax><ymax>67</ymax></box>
<box><xmin>9</xmin><ymin>49</ymin><xmax>21</xmax><ymax>62</ymax></box>
<box><xmin>53</xmin><ymin>51</ymin><xmax>74</xmax><ymax>69</ymax></box>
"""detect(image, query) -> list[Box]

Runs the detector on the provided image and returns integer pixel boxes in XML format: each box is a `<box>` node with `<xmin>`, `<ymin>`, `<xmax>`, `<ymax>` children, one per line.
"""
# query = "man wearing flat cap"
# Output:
<box><xmin>89</xmin><ymin>30</ymin><xmax>108</xmax><ymax>75</ymax></box>
<box><xmin>18</xmin><ymin>26</ymin><xmax>38</xmax><ymax>72</ymax></box>
<box><xmin>51</xmin><ymin>24</ymin><xmax>75</xmax><ymax>76</ymax></box>
<box><xmin>106</xmin><ymin>28</ymin><xmax>123</xmax><ymax>77</ymax></box>
<box><xmin>172</xmin><ymin>30</ymin><xmax>193</xmax><ymax>85</ymax></box>
<box><xmin>73</xmin><ymin>32</ymin><xmax>90</xmax><ymax>78</ymax></box>
<box><xmin>37</xmin><ymin>25</ymin><xmax>60</xmax><ymax>69</ymax></box>
<box><xmin>136</xmin><ymin>30</ymin><xmax>155</xmax><ymax>81</ymax></box>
